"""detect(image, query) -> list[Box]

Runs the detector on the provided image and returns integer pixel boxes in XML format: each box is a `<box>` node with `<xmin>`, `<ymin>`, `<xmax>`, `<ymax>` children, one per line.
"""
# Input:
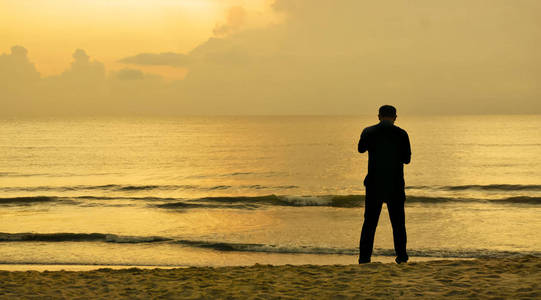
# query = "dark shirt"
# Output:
<box><xmin>358</xmin><ymin>120</ymin><xmax>411</xmax><ymax>196</ymax></box>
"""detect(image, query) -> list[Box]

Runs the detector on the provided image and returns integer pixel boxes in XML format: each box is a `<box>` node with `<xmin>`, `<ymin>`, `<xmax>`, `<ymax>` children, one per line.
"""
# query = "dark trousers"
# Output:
<box><xmin>359</xmin><ymin>193</ymin><xmax>408</xmax><ymax>262</ymax></box>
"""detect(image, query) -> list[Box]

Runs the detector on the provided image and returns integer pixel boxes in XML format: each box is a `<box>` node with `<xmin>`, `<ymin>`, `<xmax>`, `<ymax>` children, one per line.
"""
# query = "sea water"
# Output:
<box><xmin>0</xmin><ymin>115</ymin><xmax>540</xmax><ymax>268</ymax></box>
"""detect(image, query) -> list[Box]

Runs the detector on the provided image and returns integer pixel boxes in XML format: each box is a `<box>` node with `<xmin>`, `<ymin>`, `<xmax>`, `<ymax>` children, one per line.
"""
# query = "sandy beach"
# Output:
<box><xmin>0</xmin><ymin>256</ymin><xmax>538</xmax><ymax>299</ymax></box>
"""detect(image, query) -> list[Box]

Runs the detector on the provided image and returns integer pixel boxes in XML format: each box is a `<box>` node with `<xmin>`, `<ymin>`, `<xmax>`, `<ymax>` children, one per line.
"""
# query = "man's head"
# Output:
<box><xmin>378</xmin><ymin>105</ymin><xmax>397</xmax><ymax>123</ymax></box>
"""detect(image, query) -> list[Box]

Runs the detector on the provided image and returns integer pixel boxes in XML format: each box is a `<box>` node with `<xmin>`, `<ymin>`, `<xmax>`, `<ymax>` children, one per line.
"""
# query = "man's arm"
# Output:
<box><xmin>358</xmin><ymin>129</ymin><xmax>368</xmax><ymax>153</ymax></box>
<box><xmin>402</xmin><ymin>131</ymin><xmax>411</xmax><ymax>164</ymax></box>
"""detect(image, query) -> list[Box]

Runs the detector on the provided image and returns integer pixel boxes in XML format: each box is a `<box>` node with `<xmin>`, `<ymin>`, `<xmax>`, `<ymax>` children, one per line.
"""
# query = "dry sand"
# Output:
<box><xmin>0</xmin><ymin>256</ymin><xmax>539</xmax><ymax>299</ymax></box>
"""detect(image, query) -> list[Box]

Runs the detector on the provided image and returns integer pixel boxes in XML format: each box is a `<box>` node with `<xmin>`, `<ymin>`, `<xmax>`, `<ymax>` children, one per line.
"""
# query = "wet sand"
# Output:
<box><xmin>0</xmin><ymin>256</ymin><xmax>539</xmax><ymax>299</ymax></box>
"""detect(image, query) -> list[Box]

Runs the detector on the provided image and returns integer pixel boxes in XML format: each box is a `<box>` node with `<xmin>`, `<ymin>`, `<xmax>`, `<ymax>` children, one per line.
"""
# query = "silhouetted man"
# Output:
<box><xmin>358</xmin><ymin>105</ymin><xmax>411</xmax><ymax>264</ymax></box>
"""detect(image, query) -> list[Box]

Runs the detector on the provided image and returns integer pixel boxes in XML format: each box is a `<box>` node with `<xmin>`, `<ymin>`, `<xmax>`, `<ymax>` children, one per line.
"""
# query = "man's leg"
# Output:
<box><xmin>387</xmin><ymin>199</ymin><xmax>408</xmax><ymax>262</ymax></box>
<box><xmin>358</xmin><ymin>196</ymin><xmax>383</xmax><ymax>263</ymax></box>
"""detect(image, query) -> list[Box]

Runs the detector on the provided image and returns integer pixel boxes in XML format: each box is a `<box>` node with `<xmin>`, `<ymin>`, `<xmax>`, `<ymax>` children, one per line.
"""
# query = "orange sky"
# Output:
<box><xmin>1</xmin><ymin>0</ymin><xmax>539</xmax><ymax>115</ymax></box>
<box><xmin>0</xmin><ymin>0</ymin><xmax>271</xmax><ymax>78</ymax></box>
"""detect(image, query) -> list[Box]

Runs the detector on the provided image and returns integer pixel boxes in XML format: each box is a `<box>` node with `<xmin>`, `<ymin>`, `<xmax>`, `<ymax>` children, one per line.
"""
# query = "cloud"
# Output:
<box><xmin>113</xmin><ymin>68</ymin><xmax>145</xmax><ymax>80</ymax></box>
<box><xmin>119</xmin><ymin>52</ymin><xmax>190</xmax><ymax>67</ymax></box>
<box><xmin>110</xmin><ymin>67</ymin><xmax>163</xmax><ymax>82</ymax></box>
<box><xmin>0</xmin><ymin>47</ymin><xmax>174</xmax><ymax>116</ymax></box>
<box><xmin>1</xmin><ymin>0</ymin><xmax>540</xmax><ymax>116</ymax></box>
<box><xmin>0</xmin><ymin>45</ymin><xmax>40</xmax><ymax>84</ymax></box>
<box><xmin>0</xmin><ymin>46</ymin><xmax>42</xmax><ymax>114</ymax></box>
<box><xmin>179</xmin><ymin>0</ymin><xmax>541</xmax><ymax>114</ymax></box>
<box><xmin>59</xmin><ymin>49</ymin><xmax>106</xmax><ymax>83</ymax></box>
<box><xmin>213</xmin><ymin>6</ymin><xmax>246</xmax><ymax>37</ymax></box>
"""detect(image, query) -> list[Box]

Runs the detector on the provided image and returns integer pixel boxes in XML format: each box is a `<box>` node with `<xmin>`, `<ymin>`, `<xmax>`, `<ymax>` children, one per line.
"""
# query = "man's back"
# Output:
<box><xmin>357</xmin><ymin>105</ymin><xmax>411</xmax><ymax>264</ymax></box>
<box><xmin>358</xmin><ymin>121</ymin><xmax>411</xmax><ymax>195</ymax></box>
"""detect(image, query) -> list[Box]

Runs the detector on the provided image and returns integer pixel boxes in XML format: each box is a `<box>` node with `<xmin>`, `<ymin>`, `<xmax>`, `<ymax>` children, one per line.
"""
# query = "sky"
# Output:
<box><xmin>1</xmin><ymin>0</ymin><xmax>540</xmax><ymax>116</ymax></box>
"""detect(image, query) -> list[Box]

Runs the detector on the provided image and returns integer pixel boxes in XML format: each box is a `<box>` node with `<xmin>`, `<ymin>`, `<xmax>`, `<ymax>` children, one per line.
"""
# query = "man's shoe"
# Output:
<box><xmin>358</xmin><ymin>258</ymin><xmax>371</xmax><ymax>264</ymax></box>
<box><xmin>395</xmin><ymin>257</ymin><xmax>408</xmax><ymax>264</ymax></box>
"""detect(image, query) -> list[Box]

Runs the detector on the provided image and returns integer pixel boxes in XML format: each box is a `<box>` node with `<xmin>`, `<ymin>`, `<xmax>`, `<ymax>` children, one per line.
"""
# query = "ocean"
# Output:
<box><xmin>0</xmin><ymin>115</ymin><xmax>540</xmax><ymax>268</ymax></box>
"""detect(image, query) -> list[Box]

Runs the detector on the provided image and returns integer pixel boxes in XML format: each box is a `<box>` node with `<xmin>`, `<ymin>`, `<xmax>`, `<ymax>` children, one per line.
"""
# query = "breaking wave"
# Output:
<box><xmin>409</xmin><ymin>184</ymin><xmax>541</xmax><ymax>191</ymax></box>
<box><xmin>184</xmin><ymin>195</ymin><xmax>541</xmax><ymax>207</ymax></box>
<box><xmin>0</xmin><ymin>233</ymin><xmax>171</xmax><ymax>243</ymax></box>
<box><xmin>1</xmin><ymin>232</ymin><xmax>539</xmax><ymax>259</ymax></box>
<box><xmin>1</xmin><ymin>194</ymin><xmax>540</xmax><ymax>207</ymax></box>
<box><xmin>174</xmin><ymin>240</ymin><xmax>541</xmax><ymax>259</ymax></box>
<box><xmin>0</xmin><ymin>196</ymin><xmax>78</xmax><ymax>205</ymax></box>
<box><xmin>2</xmin><ymin>183</ymin><xmax>540</xmax><ymax>193</ymax></box>
<box><xmin>0</xmin><ymin>184</ymin><xmax>299</xmax><ymax>193</ymax></box>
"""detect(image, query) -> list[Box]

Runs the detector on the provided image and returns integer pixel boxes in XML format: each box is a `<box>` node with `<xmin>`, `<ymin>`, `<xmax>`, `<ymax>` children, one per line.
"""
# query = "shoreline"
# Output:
<box><xmin>0</xmin><ymin>256</ymin><xmax>538</xmax><ymax>299</ymax></box>
<box><xmin>0</xmin><ymin>255</ymin><xmax>467</xmax><ymax>272</ymax></box>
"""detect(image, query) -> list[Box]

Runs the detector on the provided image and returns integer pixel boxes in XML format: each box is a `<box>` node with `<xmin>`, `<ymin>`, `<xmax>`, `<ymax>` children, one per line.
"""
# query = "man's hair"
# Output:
<box><xmin>378</xmin><ymin>105</ymin><xmax>397</xmax><ymax>118</ymax></box>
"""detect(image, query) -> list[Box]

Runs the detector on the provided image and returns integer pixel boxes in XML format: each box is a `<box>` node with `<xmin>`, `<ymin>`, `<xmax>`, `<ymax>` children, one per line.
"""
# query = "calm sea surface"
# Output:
<box><xmin>0</xmin><ymin>115</ymin><xmax>540</xmax><ymax>268</ymax></box>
